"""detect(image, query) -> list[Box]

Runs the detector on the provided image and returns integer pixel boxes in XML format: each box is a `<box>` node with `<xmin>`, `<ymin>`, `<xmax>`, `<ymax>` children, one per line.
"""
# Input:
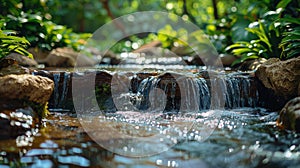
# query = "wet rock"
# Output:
<box><xmin>197</xmin><ymin>70</ymin><xmax>220</xmax><ymax>79</ymax></box>
<box><xmin>28</xmin><ymin>47</ymin><xmax>51</xmax><ymax>62</ymax></box>
<box><xmin>235</xmin><ymin>58</ymin><xmax>267</xmax><ymax>71</ymax></box>
<box><xmin>41</xmin><ymin>47</ymin><xmax>96</xmax><ymax>67</ymax></box>
<box><xmin>0</xmin><ymin>58</ymin><xmax>30</xmax><ymax>76</ymax></box>
<box><xmin>6</xmin><ymin>52</ymin><xmax>38</xmax><ymax>67</ymax></box>
<box><xmin>187</xmin><ymin>53</ymin><xmax>204</xmax><ymax>66</ymax></box>
<box><xmin>220</xmin><ymin>54</ymin><xmax>237</xmax><ymax>66</ymax></box>
<box><xmin>133</xmin><ymin>40</ymin><xmax>161</xmax><ymax>53</ymax></box>
<box><xmin>255</xmin><ymin>57</ymin><xmax>300</xmax><ymax>99</ymax></box>
<box><xmin>171</xmin><ymin>44</ymin><xmax>193</xmax><ymax>56</ymax></box>
<box><xmin>277</xmin><ymin>97</ymin><xmax>300</xmax><ymax>132</ymax></box>
<box><xmin>0</xmin><ymin>74</ymin><xmax>54</xmax><ymax>104</ymax></box>
<box><xmin>0</xmin><ymin>108</ymin><xmax>37</xmax><ymax>139</ymax></box>
<box><xmin>100</xmin><ymin>50</ymin><xmax>121</xmax><ymax>65</ymax></box>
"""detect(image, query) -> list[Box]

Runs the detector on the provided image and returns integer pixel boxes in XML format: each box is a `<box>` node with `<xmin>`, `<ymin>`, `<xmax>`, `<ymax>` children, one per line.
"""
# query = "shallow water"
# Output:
<box><xmin>0</xmin><ymin>108</ymin><xmax>299</xmax><ymax>168</ymax></box>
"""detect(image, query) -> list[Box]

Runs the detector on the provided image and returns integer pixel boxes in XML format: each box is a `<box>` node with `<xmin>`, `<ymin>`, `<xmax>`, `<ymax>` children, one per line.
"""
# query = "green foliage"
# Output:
<box><xmin>226</xmin><ymin>20</ymin><xmax>284</xmax><ymax>64</ymax></box>
<box><xmin>1</xmin><ymin>13</ymin><xmax>92</xmax><ymax>51</ymax></box>
<box><xmin>95</xmin><ymin>84</ymin><xmax>111</xmax><ymax>110</ymax></box>
<box><xmin>110</xmin><ymin>34</ymin><xmax>157</xmax><ymax>53</ymax></box>
<box><xmin>0</xmin><ymin>29</ymin><xmax>32</xmax><ymax>60</ymax></box>
<box><xmin>279</xmin><ymin>27</ymin><xmax>300</xmax><ymax>59</ymax></box>
<box><xmin>157</xmin><ymin>25</ymin><xmax>189</xmax><ymax>49</ymax></box>
<box><xmin>24</xmin><ymin>101</ymin><xmax>49</xmax><ymax>120</ymax></box>
<box><xmin>226</xmin><ymin>0</ymin><xmax>300</xmax><ymax>65</ymax></box>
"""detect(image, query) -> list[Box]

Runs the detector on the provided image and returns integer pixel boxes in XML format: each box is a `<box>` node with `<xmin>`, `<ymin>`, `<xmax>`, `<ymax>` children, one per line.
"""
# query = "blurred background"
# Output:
<box><xmin>0</xmin><ymin>0</ymin><xmax>299</xmax><ymax>67</ymax></box>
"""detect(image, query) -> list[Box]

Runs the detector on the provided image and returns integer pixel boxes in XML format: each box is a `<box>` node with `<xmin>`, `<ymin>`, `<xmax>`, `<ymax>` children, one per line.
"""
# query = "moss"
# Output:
<box><xmin>24</xmin><ymin>101</ymin><xmax>49</xmax><ymax>120</ymax></box>
<box><xmin>95</xmin><ymin>83</ymin><xmax>111</xmax><ymax>111</ymax></box>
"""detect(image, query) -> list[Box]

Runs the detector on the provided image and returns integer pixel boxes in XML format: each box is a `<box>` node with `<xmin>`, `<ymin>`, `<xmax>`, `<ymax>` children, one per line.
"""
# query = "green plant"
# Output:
<box><xmin>279</xmin><ymin>19</ymin><xmax>300</xmax><ymax>59</ymax></box>
<box><xmin>95</xmin><ymin>83</ymin><xmax>111</xmax><ymax>110</ymax></box>
<box><xmin>25</xmin><ymin>101</ymin><xmax>49</xmax><ymax>120</ymax></box>
<box><xmin>0</xmin><ymin>29</ymin><xmax>32</xmax><ymax>60</ymax></box>
<box><xmin>226</xmin><ymin>0</ymin><xmax>300</xmax><ymax>65</ymax></box>
<box><xmin>2</xmin><ymin>12</ymin><xmax>91</xmax><ymax>51</ymax></box>
<box><xmin>226</xmin><ymin>20</ymin><xmax>284</xmax><ymax>64</ymax></box>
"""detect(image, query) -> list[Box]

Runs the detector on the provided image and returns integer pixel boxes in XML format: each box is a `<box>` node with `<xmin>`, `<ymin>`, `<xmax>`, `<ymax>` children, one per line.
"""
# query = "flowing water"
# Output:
<box><xmin>1</xmin><ymin>109</ymin><xmax>300</xmax><ymax>167</ymax></box>
<box><xmin>1</xmin><ymin>69</ymin><xmax>300</xmax><ymax>167</ymax></box>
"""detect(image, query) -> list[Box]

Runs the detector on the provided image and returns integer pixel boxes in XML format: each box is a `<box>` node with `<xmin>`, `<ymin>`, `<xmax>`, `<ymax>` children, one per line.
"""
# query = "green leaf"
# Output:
<box><xmin>286</xmin><ymin>48</ymin><xmax>300</xmax><ymax>59</ymax></box>
<box><xmin>232</xmin><ymin>48</ymin><xmax>253</xmax><ymax>55</ymax></box>
<box><xmin>225</xmin><ymin>42</ymin><xmax>249</xmax><ymax>51</ymax></box>
<box><xmin>276</xmin><ymin>0</ymin><xmax>292</xmax><ymax>9</ymax></box>
<box><xmin>279</xmin><ymin>17</ymin><xmax>300</xmax><ymax>25</ymax></box>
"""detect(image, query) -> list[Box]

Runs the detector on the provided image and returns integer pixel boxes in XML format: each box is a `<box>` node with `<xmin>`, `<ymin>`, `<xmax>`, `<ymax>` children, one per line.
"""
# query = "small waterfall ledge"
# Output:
<box><xmin>33</xmin><ymin>70</ymin><xmax>268</xmax><ymax>112</ymax></box>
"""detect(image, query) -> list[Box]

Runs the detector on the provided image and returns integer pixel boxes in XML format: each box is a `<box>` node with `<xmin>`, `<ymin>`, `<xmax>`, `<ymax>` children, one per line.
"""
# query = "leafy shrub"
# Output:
<box><xmin>2</xmin><ymin>12</ymin><xmax>91</xmax><ymax>51</ymax></box>
<box><xmin>0</xmin><ymin>29</ymin><xmax>32</xmax><ymax>60</ymax></box>
<box><xmin>226</xmin><ymin>0</ymin><xmax>300</xmax><ymax>65</ymax></box>
<box><xmin>279</xmin><ymin>20</ymin><xmax>300</xmax><ymax>59</ymax></box>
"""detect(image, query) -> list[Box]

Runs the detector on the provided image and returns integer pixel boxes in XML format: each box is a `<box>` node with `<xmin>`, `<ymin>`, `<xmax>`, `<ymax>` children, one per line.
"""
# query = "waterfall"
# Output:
<box><xmin>224</xmin><ymin>77</ymin><xmax>259</xmax><ymax>108</ymax></box>
<box><xmin>51</xmin><ymin>72</ymin><xmax>71</xmax><ymax>110</ymax></box>
<box><xmin>33</xmin><ymin>71</ymin><xmax>71</xmax><ymax>111</ymax></box>
<box><xmin>133</xmin><ymin>75</ymin><xmax>259</xmax><ymax>112</ymax></box>
<box><xmin>53</xmin><ymin>73</ymin><xmax>60</xmax><ymax>108</ymax></box>
<box><xmin>33</xmin><ymin>70</ymin><xmax>260</xmax><ymax>112</ymax></box>
<box><xmin>134</xmin><ymin>76</ymin><xmax>162</xmax><ymax>111</ymax></box>
<box><xmin>58</xmin><ymin>72</ymin><xmax>70</xmax><ymax>108</ymax></box>
<box><xmin>194</xmin><ymin>78</ymin><xmax>210</xmax><ymax>110</ymax></box>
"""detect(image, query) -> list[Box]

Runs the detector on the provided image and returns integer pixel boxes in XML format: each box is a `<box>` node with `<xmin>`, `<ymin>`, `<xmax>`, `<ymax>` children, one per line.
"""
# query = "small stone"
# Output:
<box><xmin>277</xmin><ymin>97</ymin><xmax>300</xmax><ymax>132</ymax></box>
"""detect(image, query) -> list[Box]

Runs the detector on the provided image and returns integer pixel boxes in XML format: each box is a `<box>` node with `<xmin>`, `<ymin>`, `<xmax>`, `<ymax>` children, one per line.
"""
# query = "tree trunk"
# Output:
<box><xmin>212</xmin><ymin>0</ymin><xmax>219</xmax><ymax>20</ymax></box>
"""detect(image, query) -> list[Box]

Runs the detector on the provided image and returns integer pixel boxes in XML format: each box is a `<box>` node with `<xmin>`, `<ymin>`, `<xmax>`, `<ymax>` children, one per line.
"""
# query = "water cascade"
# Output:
<box><xmin>132</xmin><ymin>73</ymin><xmax>259</xmax><ymax>112</ymax></box>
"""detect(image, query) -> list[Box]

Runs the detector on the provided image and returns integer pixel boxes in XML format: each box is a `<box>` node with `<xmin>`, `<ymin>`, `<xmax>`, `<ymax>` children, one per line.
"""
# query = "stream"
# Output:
<box><xmin>0</xmin><ymin>67</ymin><xmax>299</xmax><ymax>167</ymax></box>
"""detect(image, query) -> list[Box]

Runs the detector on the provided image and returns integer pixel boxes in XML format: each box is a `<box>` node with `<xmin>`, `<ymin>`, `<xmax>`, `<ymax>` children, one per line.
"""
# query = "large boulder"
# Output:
<box><xmin>255</xmin><ymin>57</ymin><xmax>300</xmax><ymax>99</ymax></box>
<box><xmin>0</xmin><ymin>74</ymin><xmax>54</xmax><ymax>104</ymax></box>
<box><xmin>277</xmin><ymin>97</ymin><xmax>300</xmax><ymax>132</ymax></box>
<box><xmin>41</xmin><ymin>47</ymin><xmax>96</xmax><ymax>67</ymax></box>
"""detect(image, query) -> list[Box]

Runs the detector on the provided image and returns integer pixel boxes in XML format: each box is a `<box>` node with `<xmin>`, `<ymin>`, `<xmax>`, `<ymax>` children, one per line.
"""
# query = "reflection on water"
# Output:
<box><xmin>0</xmin><ymin>108</ymin><xmax>300</xmax><ymax>167</ymax></box>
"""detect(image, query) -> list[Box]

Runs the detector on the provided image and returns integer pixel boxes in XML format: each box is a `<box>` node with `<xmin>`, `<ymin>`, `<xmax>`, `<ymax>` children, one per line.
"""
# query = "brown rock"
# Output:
<box><xmin>0</xmin><ymin>74</ymin><xmax>54</xmax><ymax>104</ymax></box>
<box><xmin>220</xmin><ymin>54</ymin><xmax>237</xmax><ymax>66</ymax></box>
<box><xmin>42</xmin><ymin>47</ymin><xmax>96</xmax><ymax>67</ymax></box>
<box><xmin>234</xmin><ymin>58</ymin><xmax>267</xmax><ymax>71</ymax></box>
<box><xmin>133</xmin><ymin>40</ymin><xmax>161</xmax><ymax>53</ymax></box>
<box><xmin>171</xmin><ymin>44</ymin><xmax>193</xmax><ymax>56</ymax></box>
<box><xmin>255</xmin><ymin>57</ymin><xmax>300</xmax><ymax>98</ymax></box>
<box><xmin>277</xmin><ymin>97</ymin><xmax>300</xmax><ymax>132</ymax></box>
<box><xmin>6</xmin><ymin>53</ymin><xmax>38</xmax><ymax>67</ymax></box>
<box><xmin>100</xmin><ymin>50</ymin><xmax>120</xmax><ymax>65</ymax></box>
<box><xmin>28</xmin><ymin>47</ymin><xmax>51</xmax><ymax>62</ymax></box>
<box><xmin>0</xmin><ymin>108</ymin><xmax>37</xmax><ymax>139</ymax></box>
<box><xmin>188</xmin><ymin>53</ymin><xmax>204</xmax><ymax>66</ymax></box>
<box><xmin>0</xmin><ymin>58</ymin><xmax>29</xmax><ymax>77</ymax></box>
